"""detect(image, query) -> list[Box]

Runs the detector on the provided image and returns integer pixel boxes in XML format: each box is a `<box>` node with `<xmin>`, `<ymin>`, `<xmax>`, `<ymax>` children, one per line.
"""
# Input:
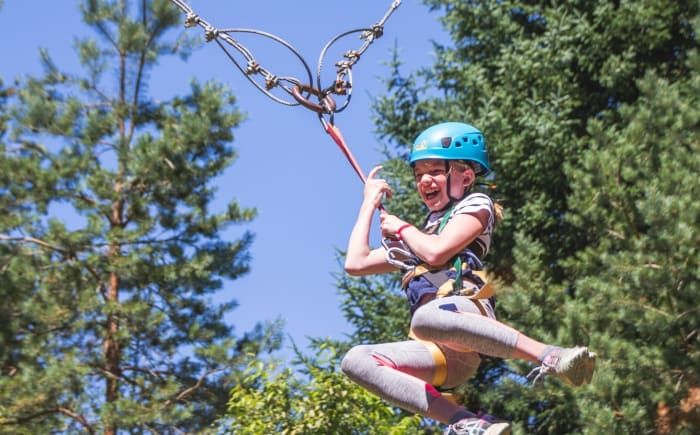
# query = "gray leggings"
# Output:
<box><xmin>341</xmin><ymin>295</ymin><xmax>519</xmax><ymax>416</ymax></box>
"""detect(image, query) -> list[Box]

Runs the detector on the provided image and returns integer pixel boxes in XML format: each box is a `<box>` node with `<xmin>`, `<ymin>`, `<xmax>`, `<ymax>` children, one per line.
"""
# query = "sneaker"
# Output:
<box><xmin>527</xmin><ymin>346</ymin><xmax>596</xmax><ymax>386</ymax></box>
<box><xmin>444</xmin><ymin>414</ymin><xmax>512</xmax><ymax>435</ymax></box>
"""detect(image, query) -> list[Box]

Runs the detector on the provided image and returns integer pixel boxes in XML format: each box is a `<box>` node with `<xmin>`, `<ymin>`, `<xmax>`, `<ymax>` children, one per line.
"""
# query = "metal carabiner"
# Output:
<box><xmin>381</xmin><ymin>238</ymin><xmax>420</xmax><ymax>271</ymax></box>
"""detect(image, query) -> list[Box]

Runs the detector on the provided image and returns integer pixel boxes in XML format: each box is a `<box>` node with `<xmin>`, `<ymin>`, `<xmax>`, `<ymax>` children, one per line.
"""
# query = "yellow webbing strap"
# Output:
<box><xmin>408</xmin><ymin>329</ymin><xmax>447</xmax><ymax>387</ymax></box>
<box><xmin>441</xmin><ymin>392</ymin><xmax>459</xmax><ymax>404</ymax></box>
<box><xmin>401</xmin><ymin>263</ymin><xmax>435</xmax><ymax>289</ymax></box>
<box><xmin>403</xmin><ymin>264</ymin><xmax>496</xmax><ymax>301</ymax></box>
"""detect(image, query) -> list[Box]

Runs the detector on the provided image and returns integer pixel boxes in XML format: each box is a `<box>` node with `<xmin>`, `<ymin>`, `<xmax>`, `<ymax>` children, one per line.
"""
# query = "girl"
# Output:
<box><xmin>342</xmin><ymin>122</ymin><xmax>596</xmax><ymax>435</ymax></box>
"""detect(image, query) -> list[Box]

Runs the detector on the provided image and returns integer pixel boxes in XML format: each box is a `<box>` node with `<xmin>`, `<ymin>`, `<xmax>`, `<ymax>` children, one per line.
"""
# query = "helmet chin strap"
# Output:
<box><xmin>443</xmin><ymin>175</ymin><xmax>457</xmax><ymax>211</ymax></box>
<box><xmin>440</xmin><ymin>161</ymin><xmax>470</xmax><ymax>212</ymax></box>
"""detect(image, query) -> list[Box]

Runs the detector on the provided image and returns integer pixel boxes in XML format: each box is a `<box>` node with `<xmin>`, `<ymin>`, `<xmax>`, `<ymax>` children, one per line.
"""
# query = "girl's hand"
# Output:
<box><xmin>379</xmin><ymin>213</ymin><xmax>409</xmax><ymax>240</ymax></box>
<box><xmin>364</xmin><ymin>165</ymin><xmax>392</xmax><ymax>208</ymax></box>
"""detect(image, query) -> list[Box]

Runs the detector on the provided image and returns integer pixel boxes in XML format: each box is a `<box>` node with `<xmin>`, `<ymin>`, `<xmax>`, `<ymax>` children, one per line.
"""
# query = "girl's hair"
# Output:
<box><xmin>493</xmin><ymin>202</ymin><xmax>504</xmax><ymax>223</ymax></box>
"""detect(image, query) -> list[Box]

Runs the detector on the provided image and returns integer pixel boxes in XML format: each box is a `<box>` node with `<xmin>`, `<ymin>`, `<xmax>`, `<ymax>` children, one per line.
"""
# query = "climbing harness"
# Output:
<box><xmin>169</xmin><ymin>0</ymin><xmax>402</xmax><ymax>184</ymax></box>
<box><xmin>390</xmin><ymin>204</ymin><xmax>495</xmax><ymax>308</ymax></box>
<box><xmin>401</xmin><ymin>204</ymin><xmax>495</xmax><ymax>365</ymax></box>
<box><xmin>402</xmin><ymin>264</ymin><xmax>494</xmax><ymax>316</ymax></box>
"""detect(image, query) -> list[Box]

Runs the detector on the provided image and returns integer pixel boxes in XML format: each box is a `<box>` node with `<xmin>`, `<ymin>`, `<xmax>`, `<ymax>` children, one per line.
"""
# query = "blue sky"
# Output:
<box><xmin>0</xmin><ymin>1</ymin><xmax>448</xmax><ymax>355</ymax></box>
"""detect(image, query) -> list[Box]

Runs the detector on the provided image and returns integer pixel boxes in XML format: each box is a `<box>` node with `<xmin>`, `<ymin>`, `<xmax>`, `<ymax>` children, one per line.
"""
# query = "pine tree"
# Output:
<box><xmin>361</xmin><ymin>0</ymin><xmax>699</xmax><ymax>433</ymax></box>
<box><xmin>563</xmin><ymin>51</ymin><xmax>700</xmax><ymax>433</ymax></box>
<box><xmin>0</xmin><ymin>1</ymin><xmax>282</xmax><ymax>433</ymax></box>
<box><xmin>212</xmin><ymin>1</ymin><xmax>698</xmax><ymax>432</ymax></box>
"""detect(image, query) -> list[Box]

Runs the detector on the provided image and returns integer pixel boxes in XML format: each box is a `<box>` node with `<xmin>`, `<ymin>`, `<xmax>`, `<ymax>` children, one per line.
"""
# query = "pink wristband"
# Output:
<box><xmin>396</xmin><ymin>224</ymin><xmax>413</xmax><ymax>240</ymax></box>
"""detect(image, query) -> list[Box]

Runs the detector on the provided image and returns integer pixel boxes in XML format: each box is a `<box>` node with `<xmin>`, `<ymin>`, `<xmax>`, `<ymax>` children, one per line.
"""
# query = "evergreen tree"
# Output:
<box><xmin>563</xmin><ymin>51</ymin><xmax>700</xmax><ymax>433</ymax></box>
<box><xmin>345</xmin><ymin>0</ymin><xmax>699</xmax><ymax>433</ymax></box>
<box><xmin>216</xmin><ymin>1</ymin><xmax>698</xmax><ymax>432</ymax></box>
<box><xmin>0</xmin><ymin>1</ymin><xmax>282</xmax><ymax>433</ymax></box>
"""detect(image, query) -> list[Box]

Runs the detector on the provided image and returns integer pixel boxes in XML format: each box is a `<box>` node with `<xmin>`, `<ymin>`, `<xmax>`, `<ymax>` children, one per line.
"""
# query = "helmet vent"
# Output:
<box><xmin>409</xmin><ymin>122</ymin><xmax>490</xmax><ymax>175</ymax></box>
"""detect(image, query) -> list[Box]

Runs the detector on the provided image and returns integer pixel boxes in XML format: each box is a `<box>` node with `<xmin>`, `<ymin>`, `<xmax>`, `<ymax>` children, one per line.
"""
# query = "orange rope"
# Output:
<box><xmin>324</xmin><ymin>122</ymin><xmax>367</xmax><ymax>184</ymax></box>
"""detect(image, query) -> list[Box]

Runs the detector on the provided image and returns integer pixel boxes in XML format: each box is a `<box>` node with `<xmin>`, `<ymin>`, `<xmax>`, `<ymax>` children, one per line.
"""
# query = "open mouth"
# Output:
<box><xmin>423</xmin><ymin>188</ymin><xmax>440</xmax><ymax>201</ymax></box>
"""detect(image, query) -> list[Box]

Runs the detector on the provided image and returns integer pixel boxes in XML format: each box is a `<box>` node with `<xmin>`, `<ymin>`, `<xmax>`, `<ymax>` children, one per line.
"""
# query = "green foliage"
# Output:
<box><xmin>354</xmin><ymin>0</ymin><xmax>700</xmax><ymax>433</ymax></box>
<box><xmin>0</xmin><ymin>1</ymin><xmax>282</xmax><ymax>433</ymax></box>
<box><xmin>218</xmin><ymin>344</ymin><xmax>425</xmax><ymax>435</ymax></box>
<box><xmin>562</xmin><ymin>53</ymin><xmax>700</xmax><ymax>433</ymax></box>
<box><xmin>335</xmin><ymin>268</ymin><xmax>409</xmax><ymax>346</ymax></box>
<box><xmin>214</xmin><ymin>1</ymin><xmax>699</xmax><ymax>433</ymax></box>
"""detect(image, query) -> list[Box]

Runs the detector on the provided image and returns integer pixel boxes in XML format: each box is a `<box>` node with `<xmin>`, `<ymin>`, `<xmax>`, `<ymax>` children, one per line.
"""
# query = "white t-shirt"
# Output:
<box><xmin>422</xmin><ymin>192</ymin><xmax>495</xmax><ymax>262</ymax></box>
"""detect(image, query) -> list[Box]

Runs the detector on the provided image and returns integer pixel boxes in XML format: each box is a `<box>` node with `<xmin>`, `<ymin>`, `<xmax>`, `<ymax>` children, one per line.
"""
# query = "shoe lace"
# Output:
<box><xmin>447</xmin><ymin>413</ymin><xmax>497</xmax><ymax>435</ymax></box>
<box><xmin>527</xmin><ymin>352</ymin><xmax>559</xmax><ymax>386</ymax></box>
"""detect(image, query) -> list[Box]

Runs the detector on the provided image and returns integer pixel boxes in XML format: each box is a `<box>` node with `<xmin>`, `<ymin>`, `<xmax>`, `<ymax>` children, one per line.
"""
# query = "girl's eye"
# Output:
<box><xmin>415</xmin><ymin>169</ymin><xmax>446</xmax><ymax>182</ymax></box>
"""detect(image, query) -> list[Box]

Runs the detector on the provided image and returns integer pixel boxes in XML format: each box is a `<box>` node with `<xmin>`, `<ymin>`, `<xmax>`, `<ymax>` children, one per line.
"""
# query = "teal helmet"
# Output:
<box><xmin>409</xmin><ymin>122</ymin><xmax>490</xmax><ymax>175</ymax></box>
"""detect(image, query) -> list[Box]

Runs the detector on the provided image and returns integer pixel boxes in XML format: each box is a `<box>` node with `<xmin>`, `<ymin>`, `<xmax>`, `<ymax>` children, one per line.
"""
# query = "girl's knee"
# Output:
<box><xmin>410</xmin><ymin>304</ymin><xmax>437</xmax><ymax>339</ymax></box>
<box><xmin>341</xmin><ymin>344</ymin><xmax>371</xmax><ymax>376</ymax></box>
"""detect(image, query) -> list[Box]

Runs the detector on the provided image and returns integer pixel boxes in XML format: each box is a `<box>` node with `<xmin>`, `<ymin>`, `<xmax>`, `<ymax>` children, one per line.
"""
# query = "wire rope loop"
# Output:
<box><xmin>169</xmin><ymin>0</ymin><xmax>403</xmax><ymax>113</ymax></box>
<box><xmin>214</xmin><ymin>28</ymin><xmax>315</xmax><ymax>106</ymax></box>
<box><xmin>291</xmin><ymin>84</ymin><xmax>337</xmax><ymax>115</ymax></box>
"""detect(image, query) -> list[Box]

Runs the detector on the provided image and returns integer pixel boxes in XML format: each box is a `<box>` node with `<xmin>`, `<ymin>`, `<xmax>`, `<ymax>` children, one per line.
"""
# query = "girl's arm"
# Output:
<box><xmin>344</xmin><ymin>166</ymin><xmax>398</xmax><ymax>276</ymax></box>
<box><xmin>380</xmin><ymin>209</ymin><xmax>489</xmax><ymax>267</ymax></box>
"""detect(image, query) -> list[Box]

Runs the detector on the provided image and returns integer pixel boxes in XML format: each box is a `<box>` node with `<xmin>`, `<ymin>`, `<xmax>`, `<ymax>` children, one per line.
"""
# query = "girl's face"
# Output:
<box><xmin>413</xmin><ymin>159</ymin><xmax>474</xmax><ymax>211</ymax></box>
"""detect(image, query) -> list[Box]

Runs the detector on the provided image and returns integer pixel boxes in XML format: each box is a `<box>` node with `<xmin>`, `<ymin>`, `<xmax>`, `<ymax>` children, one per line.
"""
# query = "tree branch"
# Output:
<box><xmin>165</xmin><ymin>368</ymin><xmax>225</xmax><ymax>406</ymax></box>
<box><xmin>0</xmin><ymin>234</ymin><xmax>68</xmax><ymax>255</ymax></box>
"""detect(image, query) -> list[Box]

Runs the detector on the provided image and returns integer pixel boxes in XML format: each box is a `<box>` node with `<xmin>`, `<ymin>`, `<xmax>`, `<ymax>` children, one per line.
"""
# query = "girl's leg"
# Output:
<box><xmin>341</xmin><ymin>340</ymin><xmax>482</xmax><ymax>425</ymax></box>
<box><xmin>410</xmin><ymin>296</ymin><xmax>596</xmax><ymax>386</ymax></box>
<box><xmin>410</xmin><ymin>296</ymin><xmax>524</xmax><ymax>360</ymax></box>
